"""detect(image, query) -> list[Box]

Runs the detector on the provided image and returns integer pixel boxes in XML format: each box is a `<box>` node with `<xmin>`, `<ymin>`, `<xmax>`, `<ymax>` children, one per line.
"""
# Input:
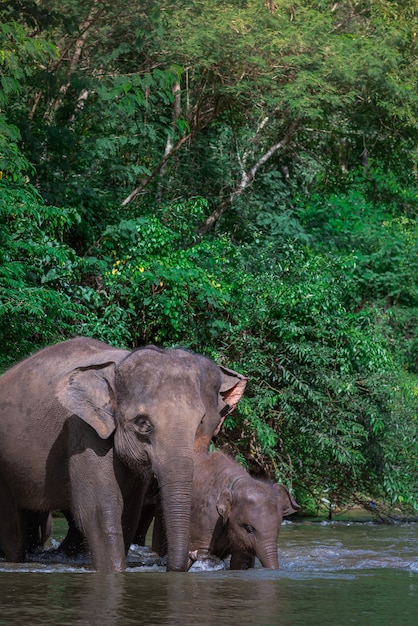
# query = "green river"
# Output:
<box><xmin>1</xmin><ymin>521</ymin><xmax>417</xmax><ymax>625</ymax></box>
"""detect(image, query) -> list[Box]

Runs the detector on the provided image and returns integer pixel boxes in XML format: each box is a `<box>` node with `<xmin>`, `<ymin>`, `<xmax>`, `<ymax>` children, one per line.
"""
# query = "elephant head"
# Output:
<box><xmin>56</xmin><ymin>343</ymin><xmax>247</xmax><ymax>571</ymax></box>
<box><xmin>216</xmin><ymin>479</ymin><xmax>300</xmax><ymax>569</ymax></box>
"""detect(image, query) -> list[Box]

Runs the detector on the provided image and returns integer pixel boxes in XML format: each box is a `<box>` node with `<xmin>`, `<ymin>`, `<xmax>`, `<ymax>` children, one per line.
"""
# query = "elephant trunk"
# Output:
<box><xmin>156</xmin><ymin>455</ymin><xmax>194</xmax><ymax>572</ymax></box>
<box><xmin>257</xmin><ymin>543</ymin><xmax>279</xmax><ymax>569</ymax></box>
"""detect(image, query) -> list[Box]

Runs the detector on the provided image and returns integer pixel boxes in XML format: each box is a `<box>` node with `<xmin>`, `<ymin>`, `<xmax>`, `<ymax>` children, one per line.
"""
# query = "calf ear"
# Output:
<box><xmin>55</xmin><ymin>362</ymin><xmax>116</xmax><ymax>439</ymax></box>
<box><xmin>216</xmin><ymin>488</ymin><xmax>233</xmax><ymax>522</ymax></box>
<box><xmin>274</xmin><ymin>484</ymin><xmax>301</xmax><ymax>516</ymax></box>
<box><xmin>215</xmin><ymin>366</ymin><xmax>247</xmax><ymax>435</ymax></box>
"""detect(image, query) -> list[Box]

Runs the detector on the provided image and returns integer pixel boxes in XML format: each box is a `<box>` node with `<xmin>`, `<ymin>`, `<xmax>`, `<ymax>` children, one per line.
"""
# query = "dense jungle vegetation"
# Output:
<box><xmin>1</xmin><ymin>0</ymin><xmax>417</xmax><ymax>516</ymax></box>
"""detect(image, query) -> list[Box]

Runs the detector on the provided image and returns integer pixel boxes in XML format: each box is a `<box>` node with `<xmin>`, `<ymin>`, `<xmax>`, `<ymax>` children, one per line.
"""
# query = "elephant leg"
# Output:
<box><xmin>56</xmin><ymin>510</ymin><xmax>87</xmax><ymax>557</ymax></box>
<box><xmin>122</xmin><ymin>471</ymin><xmax>158</xmax><ymax>552</ymax></box>
<box><xmin>42</xmin><ymin>512</ymin><xmax>53</xmax><ymax>546</ymax></box>
<box><xmin>133</xmin><ymin>476</ymin><xmax>160</xmax><ymax>547</ymax></box>
<box><xmin>78</xmin><ymin>506</ymin><xmax>126</xmax><ymax>572</ymax></box>
<box><xmin>69</xmin><ymin>457</ymin><xmax>126</xmax><ymax>571</ymax></box>
<box><xmin>151</xmin><ymin>500</ymin><xmax>167</xmax><ymax>557</ymax></box>
<box><xmin>0</xmin><ymin>486</ymin><xmax>26</xmax><ymax>562</ymax></box>
<box><xmin>121</xmin><ymin>498</ymin><xmax>145</xmax><ymax>553</ymax></box>
<box><xmin>24</xmin><ymin>510</ymin><xmax>52</xmax><ymax>553</ymax></box>
<box><xmin>133</xmin><ymin>501</ymin><xmax>156</xmax><ymax>546</ymax></box>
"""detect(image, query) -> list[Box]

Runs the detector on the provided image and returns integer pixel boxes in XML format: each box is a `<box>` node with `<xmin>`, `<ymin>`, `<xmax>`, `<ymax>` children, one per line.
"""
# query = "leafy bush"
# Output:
<box><xmin>83</xmin><ymin>206</ymin><xmax>231</xmax><ymax>346</ymax></box>
<box><xmin>0</xmin><ymin>181</ymin><xmax>88</xmax><ymax>369</ymax></box>
<box><xmin>212</xmin><ymin>241</ymin><xmax>415</xmax><ymax>508</ymax></box>
<box><xmin>299</xmin><ymin>167</ymin><xmax>418</xmax><ymax>307</ymax></box>
<box><xmin>79</xmin><ymin>204</ymin><xmax>417</xmax><ymax>510</ymax></box>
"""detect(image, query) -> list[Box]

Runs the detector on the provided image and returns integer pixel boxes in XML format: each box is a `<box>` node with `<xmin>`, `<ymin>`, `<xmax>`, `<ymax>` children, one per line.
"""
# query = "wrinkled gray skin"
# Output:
<box><xmin>0</xmin><ymin>337</ymin><xmax>246</xmax><ymax>572</ymax></box>
<box><xmin>187</xmin><ymin>451</ymin><xmax>300</xmax><ymax>570</ymax></box>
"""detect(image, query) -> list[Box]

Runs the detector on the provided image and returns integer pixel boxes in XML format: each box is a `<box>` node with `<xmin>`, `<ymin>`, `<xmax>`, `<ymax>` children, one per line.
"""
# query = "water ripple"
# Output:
<box><xmin>1</xmin><ymin>521</ymin><xmax>417</xmax><ymax>574</ymax></box>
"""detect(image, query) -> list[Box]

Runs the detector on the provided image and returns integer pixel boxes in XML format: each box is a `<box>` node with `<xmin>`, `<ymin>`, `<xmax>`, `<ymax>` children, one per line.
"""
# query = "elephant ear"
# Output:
<box><xmin>216</xmin><ymin>488</ymin><xmax>233</xmax><ymax>523</ymax></box>
<box><xmin>273</xmin><ymin>484</ymin><xmax>301</xmax><ymax>517</ymax></box>
<box><xmin>55</xmin><ymin>362</ymin><xmax>117</xmax><ymax>439</ymax></box>
<box><xmin>214</xmin><ymin>366</ymin><xmax>247</xmax><ymax>436</ymax></box>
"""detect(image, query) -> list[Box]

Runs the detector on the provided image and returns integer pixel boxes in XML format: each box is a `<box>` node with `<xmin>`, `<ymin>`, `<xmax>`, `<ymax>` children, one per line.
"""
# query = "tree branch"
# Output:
<box><xmin>120</xmin><ymin>95</ymin><xmax>221</xmax><ymax>207</ymax></box>
<box><xmin>120</xmin><ymin>132</ymin><xmax>192</xmax><ymax>207</ymax></box>
<box><xmin>198</xmin><ymin>119</ymin><xmax>299</xmax><ymax>235</ymax></box>
<box><xmin>156</xmin><ymin>80</ymin><xmax>182</xmax><ymax>204</ymax></box>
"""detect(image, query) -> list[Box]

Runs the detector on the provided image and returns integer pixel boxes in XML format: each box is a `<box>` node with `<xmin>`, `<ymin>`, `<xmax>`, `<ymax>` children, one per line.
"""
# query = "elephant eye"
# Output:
<box><xmin>134</xmin><ymin>414</ymin><xmax>153</xmax><ymax>435</ymax></box>
<box><xmin>243</xmin><ymin>524</ymin><xmax>255</xmax><ymax>534</ymax></box>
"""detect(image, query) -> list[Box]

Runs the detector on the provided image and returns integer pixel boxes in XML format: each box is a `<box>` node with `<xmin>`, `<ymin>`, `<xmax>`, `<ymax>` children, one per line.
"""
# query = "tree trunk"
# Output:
<box><xmin>156</xmin><ymin>80</ymin><xmax>182</xmax><ymax>205</ymax></box>
<box><xmin>42</xmin><ymin>0</ymin><xmax>102</xmax><ymax>123</ymax></box>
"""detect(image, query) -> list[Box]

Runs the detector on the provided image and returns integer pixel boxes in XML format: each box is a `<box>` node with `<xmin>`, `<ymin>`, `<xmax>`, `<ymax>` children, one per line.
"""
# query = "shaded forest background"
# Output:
<box><xmin>1</xmin><ymin>0</ymin><xmax>417</xmax><ymax>515</ymax></box>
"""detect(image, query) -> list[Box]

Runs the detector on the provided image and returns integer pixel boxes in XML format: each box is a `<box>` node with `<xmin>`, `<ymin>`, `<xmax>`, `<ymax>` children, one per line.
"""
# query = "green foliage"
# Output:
<box><xmin>213</xmin><ymin>243</ymin><xmax>401</xmax><ymax>501</ymax></box>
<box><xmin>0</xmin><ymin>19</ymin><xmax>57</xmax><ymax>106</ymax></box>
<box><xmin>372</xmin><ymin>370</ymin><xmax>418</xmax><ymax>508</ymax></box>
<box><xmin>0</xmin><ymin>16</ymin><xmax>57</xmax><ymax>181</ymax></box>
<box><xmin>0</xmin><ymin>0</ymin><xmax>417</xmax><ymax>513</ymax></box>
<box><xmin>0</xmin><ymin>117</ymin><xmax>33</xmax><ymax>181</ymax></box>
<box><xmin>299</xmin><ymin>165</ymin><xmax>418</xmax><ymax>384</ymax></box>
<box><xmin>0</xmin><ymin>180</ymin><xmax>88</xmax><ymax>369</ymax></box>
<box><xmin>83</xmin><ymin>199</ymin><xmax>230</xmax><ymax>345</ymax></box>
<box><xmin>301</xmin><ymin>175</ymin><xmax>418</xmax><ymax>305</ymax></box>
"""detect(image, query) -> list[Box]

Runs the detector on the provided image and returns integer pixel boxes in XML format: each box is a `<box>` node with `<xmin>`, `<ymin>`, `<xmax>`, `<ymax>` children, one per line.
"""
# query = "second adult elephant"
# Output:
<box><xmin>0</xmin><ymin>337</ymin><xmax>246</xmax><ymax>571</ymax></box>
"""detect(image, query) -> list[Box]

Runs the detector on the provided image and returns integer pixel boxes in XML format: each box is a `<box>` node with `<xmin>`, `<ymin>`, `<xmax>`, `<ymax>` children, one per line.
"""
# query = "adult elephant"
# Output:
<box><xmin>0</xmin><ymin>337</ymin><xmax>246</xmax><ymax>571</ymax></box>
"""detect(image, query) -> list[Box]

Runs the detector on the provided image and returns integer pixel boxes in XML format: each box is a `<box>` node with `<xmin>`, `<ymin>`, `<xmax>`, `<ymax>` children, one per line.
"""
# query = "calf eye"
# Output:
<box><xmin>135</xmin><ymin>415</ymin><xmax>153</xmax><ymax>435</ymax></box>
<box><xmin>243</xmin><ymin>524</ymin><xmax>255</xmax><ymax>534</ymax></box>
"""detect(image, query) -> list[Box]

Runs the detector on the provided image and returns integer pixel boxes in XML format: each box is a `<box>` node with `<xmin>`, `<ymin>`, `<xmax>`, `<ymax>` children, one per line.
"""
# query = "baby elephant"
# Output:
<box><xmin>188</xmin><ymin>450</ymin><xmax>300</xmax><ymax>570</ymax></box>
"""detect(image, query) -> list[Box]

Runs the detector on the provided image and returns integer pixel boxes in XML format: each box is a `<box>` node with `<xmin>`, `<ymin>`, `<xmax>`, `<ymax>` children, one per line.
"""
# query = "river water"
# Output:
<box><xmin>1</xmin><ymin>520</ymin><xmax>417</xmax><ymax>625</ymax></box>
